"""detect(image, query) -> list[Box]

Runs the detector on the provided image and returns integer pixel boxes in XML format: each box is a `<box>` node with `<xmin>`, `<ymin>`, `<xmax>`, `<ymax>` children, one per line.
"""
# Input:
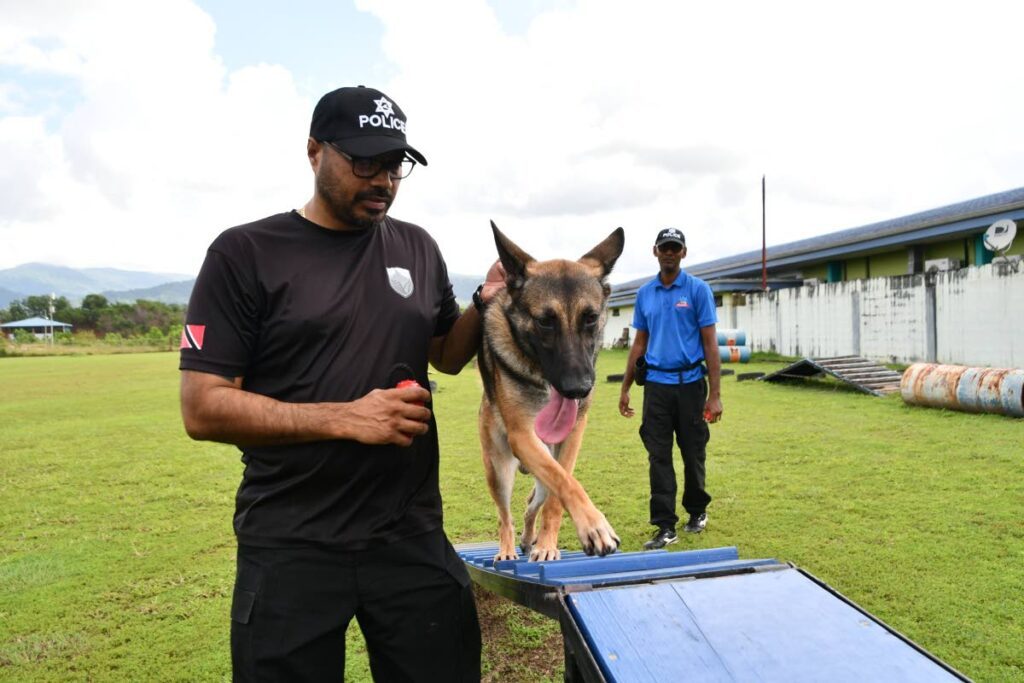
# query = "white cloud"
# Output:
<box><xmin>346</xmin><ymin>0</ymin><xmax>1024</xmax><ymax>281</ymax></box>
<box><xmin>2</xmin><ymin>0</ymin><xmax>1023</xmax><ymax>284</ymax></box>
<box><xmin>0</xmin><ymin>0</ymin><xmax>310</xmax><ymax>273</ymax></box>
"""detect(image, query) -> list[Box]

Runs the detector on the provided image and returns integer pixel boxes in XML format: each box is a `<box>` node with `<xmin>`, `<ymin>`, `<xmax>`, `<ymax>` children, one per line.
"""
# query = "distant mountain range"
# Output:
<box><xmin>0</xmin><ymin>263</ymin><xmax>485</xmax><ymax>309</ymax></box>
<box><xmin>101</xmin><ymin>280</ymin><xmax>198</xmax><ymax>305</ymax></box>
<box><xmin>0</xmin><ymin>263</ymin><xmax>194</xmax><ymax>307</ymax></box>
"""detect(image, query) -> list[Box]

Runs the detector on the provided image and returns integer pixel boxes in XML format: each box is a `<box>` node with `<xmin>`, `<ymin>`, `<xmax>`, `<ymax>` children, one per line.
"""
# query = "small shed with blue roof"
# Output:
<box><xmin>1</xmin><ymin>317</ymin><xmax>73</xmax><ymax>340</ymax></box>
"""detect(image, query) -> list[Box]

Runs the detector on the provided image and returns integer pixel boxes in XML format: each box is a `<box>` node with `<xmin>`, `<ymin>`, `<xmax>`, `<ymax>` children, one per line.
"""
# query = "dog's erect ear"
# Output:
<box><xmin>491</xmin><ymin>220</ymin><xmax>534</xmax><ymax>291</ymax></box>
<box><xmin>579</xmin><ymin>227</ymin><xmax>625</xmax><ymax>279</ymax></box>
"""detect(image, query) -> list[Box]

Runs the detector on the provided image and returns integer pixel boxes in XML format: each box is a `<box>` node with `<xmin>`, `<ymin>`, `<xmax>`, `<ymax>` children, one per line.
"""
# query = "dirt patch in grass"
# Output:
<box><xmin>475</xmin><ymin>586</ymin><xmax>564</xmax><ymax>682</ymax></box>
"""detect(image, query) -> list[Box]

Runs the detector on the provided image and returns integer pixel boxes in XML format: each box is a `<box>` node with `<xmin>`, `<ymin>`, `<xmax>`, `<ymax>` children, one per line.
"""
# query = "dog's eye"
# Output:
<box><xmin>535</xmin><ymin>314</ymin><xmax>556</xmax><ymax>330</ymax></box>
<box><xmin>583</xmin><ymin>312</ymin><xmax>600</xmax><ymax>327</ymax></box>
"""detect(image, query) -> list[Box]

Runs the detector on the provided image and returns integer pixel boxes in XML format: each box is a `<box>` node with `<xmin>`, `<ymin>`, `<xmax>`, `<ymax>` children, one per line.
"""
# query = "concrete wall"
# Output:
<box><xmin>603</xmin><ymin>306</ymin><xmax>635</xmax><ymax>348</ymax></box>
<box><xmin>934</xmin><ymin>261</ymin><xmax>1024</xmax><ymax>366</ymax></box>
<box><xmin>731</xmin><ymin>261</ymin><xmax>1023</xmax><ymax>366</ymax></box>
<box><xmin>607</xmin><ymin>261</ymin><xmax>1024</xmax><ymax>367</ymax></box>
<box><xmin>857</xmin><ymin>274</ymin><xmax>931</xmax><ymax>362</ymax></box>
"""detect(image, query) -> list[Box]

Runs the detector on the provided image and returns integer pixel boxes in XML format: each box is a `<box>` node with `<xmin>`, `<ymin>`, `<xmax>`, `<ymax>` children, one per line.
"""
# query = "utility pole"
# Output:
<box><xmin>761</xmin><ymin>175</ymin><xmax>767</xmax><ymax>291</ymax></box>
<box><xmin>48</xmin><ymin>292</ymin><xmax>55</xmax><ymax>345</ymax></box>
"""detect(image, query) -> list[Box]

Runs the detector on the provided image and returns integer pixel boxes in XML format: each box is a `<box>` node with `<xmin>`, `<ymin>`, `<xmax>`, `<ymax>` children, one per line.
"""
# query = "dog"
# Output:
<box><xmin>478</xmin><ymin>221</ymin><xmax>624</xmax><ymax>561</ymax></box>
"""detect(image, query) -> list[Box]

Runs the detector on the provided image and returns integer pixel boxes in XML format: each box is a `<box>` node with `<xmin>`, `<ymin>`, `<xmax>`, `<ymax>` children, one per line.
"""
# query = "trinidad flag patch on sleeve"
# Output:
<box><xmin>180</xmin><ymin>324</ymin><xmax>206</xmax><ymax>351</ymax></box>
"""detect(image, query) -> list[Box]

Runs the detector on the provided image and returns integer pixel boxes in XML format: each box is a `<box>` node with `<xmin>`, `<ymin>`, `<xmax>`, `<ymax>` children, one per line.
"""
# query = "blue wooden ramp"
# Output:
<box><xmin>455</xmin><ymin>543</ymin><xmax>968</xmax><ymax>682</ymax></box>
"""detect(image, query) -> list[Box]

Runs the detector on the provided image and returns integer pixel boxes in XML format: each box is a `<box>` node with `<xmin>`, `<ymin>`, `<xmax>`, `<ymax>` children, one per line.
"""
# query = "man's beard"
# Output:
<box><xmin>316</xmin><ymin>173</ymin><xmax>391</xmax><ymax>229</ymax></box>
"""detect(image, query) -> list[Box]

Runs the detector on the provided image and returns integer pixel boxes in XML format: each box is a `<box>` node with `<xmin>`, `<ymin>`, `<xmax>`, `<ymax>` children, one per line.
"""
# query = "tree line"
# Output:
<box><xmin>0</xmin><ymin>295</ymin><xmax>186</xmax><ymax>347</ymax></box>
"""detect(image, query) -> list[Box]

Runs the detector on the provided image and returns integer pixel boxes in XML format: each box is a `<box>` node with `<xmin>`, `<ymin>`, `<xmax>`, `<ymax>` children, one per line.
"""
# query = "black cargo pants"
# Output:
<box><xmin>231</xmin><ymin>528</ymin><xmax>481</xmax><ymax>682</ymax></box>
<box><xmin>639</xmin><ymin>378</ymin><xmax>712</xmax><ymax>530</ymax></box>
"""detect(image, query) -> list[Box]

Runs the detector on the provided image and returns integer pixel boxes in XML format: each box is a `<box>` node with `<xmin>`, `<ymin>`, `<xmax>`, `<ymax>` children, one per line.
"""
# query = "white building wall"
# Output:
<box><xmin>602</xmin><ymin>305</ymin><xmax>635</xmax><ymax>348</ymax></box>
<box><xmin>737</xmin><ymin>292</ymin><xmax>780</xmax><ymax>353</ymax></box>
<box><xmin>934</xmin><ymin>261</ymin><xmax>1024</xmax><ymax>366</ymax></box>
<box><xmin>787</xmin><ymin>281</ymin><xmax>860</xmax><ymax>358</ymax></box>
<box><xmin>857</xmin><ymin>275</ymin><xmax>930</xmax><ymax>363</ymax></box>
<box><xmin>735</xmin><ymin>264</ymin><xmax>1022</xmax><ymax>366</ymax></box>
<box><xmin>612</xmin><ymin>262</ymin><xmax>1024</xmax><ymax>367</ymax></box>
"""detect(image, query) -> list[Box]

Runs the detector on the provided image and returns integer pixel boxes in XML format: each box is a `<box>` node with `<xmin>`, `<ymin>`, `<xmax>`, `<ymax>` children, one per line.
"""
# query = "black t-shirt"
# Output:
<box><xmin>180</xmin><ymin>210</ymin><xmax>460</xmax><ymax>549</ymax></box>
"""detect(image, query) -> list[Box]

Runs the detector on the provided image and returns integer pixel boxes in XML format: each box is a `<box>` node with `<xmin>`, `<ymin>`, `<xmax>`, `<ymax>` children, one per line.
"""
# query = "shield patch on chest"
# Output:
<box><xmin>386</xmin><ymin>267</ymin><xmax>414</xmax><ymax>298</ymax></box>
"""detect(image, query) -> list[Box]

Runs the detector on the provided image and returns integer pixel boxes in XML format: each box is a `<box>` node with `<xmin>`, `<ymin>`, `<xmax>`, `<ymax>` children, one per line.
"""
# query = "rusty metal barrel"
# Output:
<box><xmin>900</xmin><ymin>363</ymin><xmax>1024</xmax><ymax>417</ymax></box>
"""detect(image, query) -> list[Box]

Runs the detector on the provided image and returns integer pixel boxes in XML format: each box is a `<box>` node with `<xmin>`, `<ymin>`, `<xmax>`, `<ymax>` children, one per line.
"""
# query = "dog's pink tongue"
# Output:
<box><xmin>534</xmin><ymin>388</ymin><xmax>578</xmax><ymax>444</ymax></box>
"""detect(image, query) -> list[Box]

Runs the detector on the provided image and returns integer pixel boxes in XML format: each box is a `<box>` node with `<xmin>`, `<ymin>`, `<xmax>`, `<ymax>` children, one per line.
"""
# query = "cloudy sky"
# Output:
<box><xmin>2</xmin><ymin>0</ymin><xmax>1023</xmax><ymax>283</ymax></box>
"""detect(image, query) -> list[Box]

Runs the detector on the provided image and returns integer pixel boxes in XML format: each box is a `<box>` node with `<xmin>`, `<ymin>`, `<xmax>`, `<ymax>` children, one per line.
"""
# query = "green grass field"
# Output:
<box><xmin>1</xmin><ymin>351</ymin><xmax>1022</xmax><ymax>681</ymax></box>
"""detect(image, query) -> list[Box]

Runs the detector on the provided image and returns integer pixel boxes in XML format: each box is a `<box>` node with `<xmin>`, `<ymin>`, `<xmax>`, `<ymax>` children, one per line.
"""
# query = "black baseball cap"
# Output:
<box><xmin>655</xmin><ymin>228</ymin><xmax>685</xmax><ymax>247</ymax></box>
<box><xmin>309</xmin><ymin>85</ymin><xmax>427</xmax><ymax>166</ymax></box>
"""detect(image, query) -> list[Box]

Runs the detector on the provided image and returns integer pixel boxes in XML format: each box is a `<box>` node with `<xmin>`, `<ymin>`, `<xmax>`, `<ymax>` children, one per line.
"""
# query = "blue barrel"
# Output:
<box><xmin>717</xmin><ymin>328</ymin><xmax>746</xmax><ymax>346</ymax></box>
<box><xmin>902</xmin><ymin>363</ymin><xmax>1024</xmax><ymax>417</ymax></box>
<box><xmin>719</xmin><ymin>345</ymin><xmax>751</xmax><ymax>363</ymax></box>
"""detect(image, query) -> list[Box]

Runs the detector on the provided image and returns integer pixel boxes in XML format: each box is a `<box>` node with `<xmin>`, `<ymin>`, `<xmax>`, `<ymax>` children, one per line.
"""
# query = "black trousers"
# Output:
<box><xmin>639</xmin><ymin>379</ymin><xmax>712</xmax><ymax>529</ymax></box>
<box><xmin>231</xmin><ymin>529</ymin><xmax>481</xmax><ymax>682</ymax></box>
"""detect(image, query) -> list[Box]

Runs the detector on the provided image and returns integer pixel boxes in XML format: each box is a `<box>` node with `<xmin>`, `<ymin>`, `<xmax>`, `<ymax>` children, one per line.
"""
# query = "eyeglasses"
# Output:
<box><xmin>657</xmin><ymin>242</ymin><xmax>683</xmax><ymax>254</ymax></box>
<box><xmin>325</xmin><ymin>142</ymin><xmax>416</xmax><ymax>180</ymax></box>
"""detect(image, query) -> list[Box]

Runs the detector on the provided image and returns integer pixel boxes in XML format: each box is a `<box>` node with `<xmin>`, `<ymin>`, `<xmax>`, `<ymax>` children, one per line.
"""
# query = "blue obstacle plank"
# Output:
<box><xmin>456</xmin><ymin>546</ymin><xmax>593</xmax><ymax>570</ymax></box>
<box><xmin>545</xmin><ymin>558</ymin><xmax>786</xmax><ymax>587</ymax></box>
<box><xmin>496</xmin><ymin>551</ymin><xmax>592</xmax><ymax>572</ymax></box>
<box><xmin>538</xmin><ymin>546</ymin><xmax>739</xmax><ymax>582</ymax></box>
<box><xmin>454</xmin><ymin>541</ymin><xmax>500</xmax><ymax>551</ymax></box>
<box><xmin>567</xmin><ymin>568</ymin><xmax>965</xmax><ymax>682</ymax></box>
<box><xmin>511</xmin><ymin>550</ymin><xmax>666</xmax><ymax>578</ymax></box>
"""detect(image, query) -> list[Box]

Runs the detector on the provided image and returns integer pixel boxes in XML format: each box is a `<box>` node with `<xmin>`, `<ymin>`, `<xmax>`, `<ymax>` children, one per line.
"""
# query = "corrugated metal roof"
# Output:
<box><xmin>611</xmin><ymin>185</ymin><xmax>1024</xmax><ymax>298</ymax></box>
<box><xmin>0</xmin><ymin>317</ymin><xmax>72</xmax><ymax>328</ymax></box>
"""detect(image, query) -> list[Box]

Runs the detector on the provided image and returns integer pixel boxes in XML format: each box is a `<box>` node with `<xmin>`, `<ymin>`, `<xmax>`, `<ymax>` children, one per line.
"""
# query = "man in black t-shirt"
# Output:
<box><xmin>180</xmin><ymin>86</ymin><xmax>499</xmax><ymax>681</ymax></box>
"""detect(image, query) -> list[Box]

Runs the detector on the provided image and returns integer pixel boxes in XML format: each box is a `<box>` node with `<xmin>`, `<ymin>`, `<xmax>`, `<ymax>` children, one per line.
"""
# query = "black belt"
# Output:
<box><xmin>647</xmin><ymin>358</ymin><xmax>706</xmax><ymax>374</ymax></box>
<box><xmin>635</xmin><ymin>357</ymin><xmax>705</xmax><ymax>386</ymax></box>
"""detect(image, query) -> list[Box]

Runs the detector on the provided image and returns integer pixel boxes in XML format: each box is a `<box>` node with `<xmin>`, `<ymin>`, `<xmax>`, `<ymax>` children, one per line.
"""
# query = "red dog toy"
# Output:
<box><xmin>396</xmin><ymin>379</ymin><xmax>424</xmax><ymax>406</ymax></box>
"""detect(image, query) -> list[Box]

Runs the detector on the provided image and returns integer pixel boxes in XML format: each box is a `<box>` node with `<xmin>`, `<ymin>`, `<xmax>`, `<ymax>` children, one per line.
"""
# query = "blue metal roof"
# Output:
<box><xmin>608</xmin><ymin>277</ymin><xmax>801</xmax><ymax>306</ymax></box>
<box><xmin>0</xmin><ymin>317</ymin><xmax>72</xmax><ymax>328</ymax></box>
<box><xmin>611</xmin><ymin>185</ymin><xmax>1024</xmax><ymax>300</ymax></box>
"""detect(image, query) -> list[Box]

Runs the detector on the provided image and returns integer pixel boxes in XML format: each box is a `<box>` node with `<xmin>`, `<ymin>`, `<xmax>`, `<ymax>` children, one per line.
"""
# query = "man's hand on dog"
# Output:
<box><xmin>346</xmin><ymin>386</ymin><xmax>433</xmax><ymax>446</ymax></box>
<box><xmin>481</xmin><ymin>259</ymin><xmax>506</xmax><ymax>303</ymax></box>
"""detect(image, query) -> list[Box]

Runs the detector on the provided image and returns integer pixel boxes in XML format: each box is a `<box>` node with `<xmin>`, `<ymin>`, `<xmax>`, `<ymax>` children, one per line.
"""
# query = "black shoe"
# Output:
<box><xmin>643</xmin><ymin>527</ymin><xmax>678</xmax><ymax>550</ymax></box>
<box><xmin>684</xmin><ymin>512</ymin><xmax>707</xmax><ymax>534</ymax></box>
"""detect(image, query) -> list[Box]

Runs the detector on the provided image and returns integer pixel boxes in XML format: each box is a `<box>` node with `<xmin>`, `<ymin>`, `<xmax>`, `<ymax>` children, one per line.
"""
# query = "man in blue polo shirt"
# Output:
<box><xmin>619</xmin><ymin>227</ymin><xmax>723</xmax><ymax>550</ymax></box>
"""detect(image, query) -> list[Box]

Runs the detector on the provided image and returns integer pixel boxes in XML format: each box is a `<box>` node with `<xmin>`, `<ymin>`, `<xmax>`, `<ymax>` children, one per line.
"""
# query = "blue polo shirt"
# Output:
<box><xmin>632</xmin><ymin>269</ymin><xmax>717</xmax><ymax>385</ymax></box>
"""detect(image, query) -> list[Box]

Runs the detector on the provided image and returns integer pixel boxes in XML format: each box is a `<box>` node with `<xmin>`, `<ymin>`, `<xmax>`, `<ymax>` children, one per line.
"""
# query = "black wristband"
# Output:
<box><xmin>472</xmin><ymin>284</ymin><xmax>485</xmax><ymax>312</ymax></box>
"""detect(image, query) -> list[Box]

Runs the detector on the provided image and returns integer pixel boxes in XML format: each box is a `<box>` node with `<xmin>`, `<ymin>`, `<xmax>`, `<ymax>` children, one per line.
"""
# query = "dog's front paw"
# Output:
<box><xmin>529</xmin><ymin>545</ymin><xmax>561</xmax><ymax>562</ymax></box>
<box><xmin>577</xmin><ymin>514</ymin><xmax>620</xmax><ymax>557</ymax></box>
<box><xmin>494</xmin><ymin>546</ymin><xmax>519</xmax><ymax>562</ymax></box>
<box><xmin>519</xmin><ymin>532</ymin><xmax>537</xmax><ymax>557</ymax></box>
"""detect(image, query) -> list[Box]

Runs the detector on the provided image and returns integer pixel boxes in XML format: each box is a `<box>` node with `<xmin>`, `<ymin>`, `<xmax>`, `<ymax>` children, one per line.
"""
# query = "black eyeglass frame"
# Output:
<box><xmin>656</xmin><ymin>242</ymin><xmax>684</xmax><ymax>254</ymax></box>
<box><xmin>324</xmin><ymin>141</ymin><xmax>416</xmax><ymax>180</ymax></box>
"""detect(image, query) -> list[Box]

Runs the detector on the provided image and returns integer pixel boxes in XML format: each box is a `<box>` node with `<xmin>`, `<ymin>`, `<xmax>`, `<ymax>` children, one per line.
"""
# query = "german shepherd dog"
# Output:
<box><xmin>479</xmin><ymin>222</ymin><xmax>624</xmax><ymax>561</ymax></box>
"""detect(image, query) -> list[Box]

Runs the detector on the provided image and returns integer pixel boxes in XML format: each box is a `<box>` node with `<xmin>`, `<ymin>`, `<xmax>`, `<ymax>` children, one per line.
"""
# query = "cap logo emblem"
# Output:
<box><xmin>358</xmin><ymin>96</ymin><xmax>406</xmax><ymax>133</ymax></box>
<box><xmin>386</xmin><ymin>267</ymin><xmax>414</xmax><ymax>298</ymax></box>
